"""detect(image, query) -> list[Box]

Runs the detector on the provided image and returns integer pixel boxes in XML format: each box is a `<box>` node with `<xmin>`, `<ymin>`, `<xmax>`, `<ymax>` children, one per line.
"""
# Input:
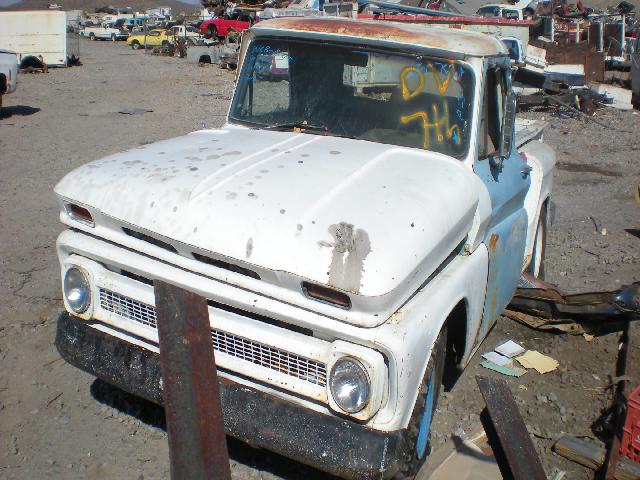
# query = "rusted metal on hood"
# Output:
<box><xmin>325</xmin><ymin>222</ymin><xmax>371</xmax><ymax>294</ymax></box>
<box><xmin>252</xmin><ymin>17</ymin><xmax>507</xmax><ymax>58</ymax></box>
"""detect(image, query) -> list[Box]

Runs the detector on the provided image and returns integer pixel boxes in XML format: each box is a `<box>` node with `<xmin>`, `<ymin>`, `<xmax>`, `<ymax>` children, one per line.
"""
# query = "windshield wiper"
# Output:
<box><xmin>258</xmin><ymin>121</ymin><xmax>328</xmax><ymax>133</ymax></box>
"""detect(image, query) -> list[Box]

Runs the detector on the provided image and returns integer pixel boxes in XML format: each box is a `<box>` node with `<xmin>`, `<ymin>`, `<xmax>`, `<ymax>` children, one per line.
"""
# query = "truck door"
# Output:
<box><xmin>473</xmin><ymin>63</ymin><xmax>530</xmax><ymax>343</ymax></box>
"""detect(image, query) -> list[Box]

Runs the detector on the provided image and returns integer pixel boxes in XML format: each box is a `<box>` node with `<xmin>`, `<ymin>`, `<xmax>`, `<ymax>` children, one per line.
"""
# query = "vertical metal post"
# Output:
<box><xmin>620</xmin><ymin>14</ymin><xmax>626</xmax><ymax>55</ymax></box>
<box><xmin>598</xmin><ymin>21</ymin><xmax>604</xmax><ymax>53</ymax></box>
<box><xmin>575</xmin><ymin>21</ymin><xmax>580</xmax><ymax>44</ymax></box>
<box><xmin>154</xmin><ymin>280</ymin><xmax>232</xmax><ymax>480</ymax></box>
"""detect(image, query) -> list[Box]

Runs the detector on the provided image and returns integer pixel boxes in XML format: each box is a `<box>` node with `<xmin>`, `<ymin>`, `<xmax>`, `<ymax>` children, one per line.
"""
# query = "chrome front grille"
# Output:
<box><xmin>211</xmin><ymin>329</ymin><xmax>326</xmax><ymax>386</ymax></box>
<box><xmin>98</xmin><ymin>288</ymin><xmax>327</xmax><ymax>386</ymax></box>
<box><xmin>100</xmin><ymin>289</ymin><xmax>156</xmax><ymax>328</ymax></box>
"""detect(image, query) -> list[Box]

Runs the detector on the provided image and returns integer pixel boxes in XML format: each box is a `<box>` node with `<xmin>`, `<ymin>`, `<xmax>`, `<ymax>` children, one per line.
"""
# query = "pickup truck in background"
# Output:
<box><xmin>167</xmin><ymin>25</ymin><xmax>202</xmax><ymax>39</ymax></box>
<box><xmin>80</xmin><ymin>23</ymin><xmax>130</xmax><ymax>41</ymax></box>
<box><xmin>0</xmin><ymin>50</ymin><xmax>18</xmax><ymax>108</ymax></box>
<box><xmin>54</xmin><ymin>17</ymin><xmax>555</xmax><ymax>479</ymax></box>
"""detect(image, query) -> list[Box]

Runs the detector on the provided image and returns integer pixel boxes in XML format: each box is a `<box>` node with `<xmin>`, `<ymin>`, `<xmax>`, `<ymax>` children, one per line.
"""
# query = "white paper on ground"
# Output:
<box><xmin>481</xmin><ymin>351</ymin><xmax>513</xmax><ymax>366</ymax></box>
<box><xmin>495</xmin><ymin>340</ymin><xmax>526</xmax><ymax>358</ymax></box>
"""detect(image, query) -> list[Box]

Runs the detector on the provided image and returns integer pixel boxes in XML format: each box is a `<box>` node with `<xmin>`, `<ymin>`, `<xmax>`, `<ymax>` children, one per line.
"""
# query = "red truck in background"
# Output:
<box><xmin>200</xmin><ymin>18</ymin><xmax>250</xmax><ymax>38</ymax></box>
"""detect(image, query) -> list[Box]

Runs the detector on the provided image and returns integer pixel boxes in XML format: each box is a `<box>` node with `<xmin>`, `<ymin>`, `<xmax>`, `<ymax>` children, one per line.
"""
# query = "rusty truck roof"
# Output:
<box><xmin>251</xmin><ymin>17</ymin><xmax>507</xmax><ymax>58</ymax></box>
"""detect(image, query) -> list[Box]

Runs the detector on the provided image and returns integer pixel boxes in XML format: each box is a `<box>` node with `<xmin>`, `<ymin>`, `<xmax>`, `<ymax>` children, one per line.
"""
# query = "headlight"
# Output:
<box><xmin>329</xmin><ymin>357</ymin><xmax>370</xmax><ymax>414</ymax></box>
<box><xmin>64</xmin><ymin>267</ymin><xmax>91</xmax><ymax>313</ymax></box>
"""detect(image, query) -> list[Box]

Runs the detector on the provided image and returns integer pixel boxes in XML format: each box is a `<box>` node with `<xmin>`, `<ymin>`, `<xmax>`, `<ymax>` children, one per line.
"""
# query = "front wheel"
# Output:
<box><xmin>89</xmin><ymin>33</ymin><xmax>95</xmax><ymax>41</ymax></box>
<box><xmin>398</xmin><ymin>327</ymin><xmax>447</xmax><ymax>478</ymax></box>
<box><xmin>111</xmin><ymin>34</ymin><xmax>116</xmax><ymax>42</ymax></box>
<box><xmin>208</xmin><ymin>24</ymin><xmax>218</xmax><ymax>38</ymax></box>
<box><xmin>528</xmin><ymin>206</ymin><xmax>547</xmax><ymax>279</ymax></box>
<box><xmin>131</xmin><ymin>40</ymin><xmax>141</xmax><ymax>50</ymax></box>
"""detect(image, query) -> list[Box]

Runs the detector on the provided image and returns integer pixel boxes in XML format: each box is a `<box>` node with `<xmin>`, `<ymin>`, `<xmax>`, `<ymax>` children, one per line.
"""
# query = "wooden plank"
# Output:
<box><xmin>555</xmin><ymin>435</ymin><xmax>640</xmax><ymax>480</ymax></box>
<box><xmin>476</xmin><ymin>376</ymin><xmax>547</xmax><ymax>480</ymax></box>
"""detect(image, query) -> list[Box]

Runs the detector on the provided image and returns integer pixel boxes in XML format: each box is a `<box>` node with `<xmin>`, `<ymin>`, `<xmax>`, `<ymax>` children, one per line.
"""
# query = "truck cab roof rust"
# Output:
<box><xmin>251</xmin><ymin>17</ymin><xmax>508</xmax><ymax>59</ymax></box>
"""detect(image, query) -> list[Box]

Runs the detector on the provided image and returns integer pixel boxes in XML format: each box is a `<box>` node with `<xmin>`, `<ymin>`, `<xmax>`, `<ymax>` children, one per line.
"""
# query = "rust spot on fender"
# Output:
<box><xmin>488</xmin><ymin>233</ymin><xmax>499</xmax><ymax>251</ymax></box>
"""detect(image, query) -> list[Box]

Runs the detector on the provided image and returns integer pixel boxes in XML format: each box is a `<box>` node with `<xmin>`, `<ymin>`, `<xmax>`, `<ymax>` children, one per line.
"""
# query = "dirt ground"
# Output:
<box><xmin>1</xmin><ymin>38</ymin><xmax>639</xmax><ymax>480</ymax></box>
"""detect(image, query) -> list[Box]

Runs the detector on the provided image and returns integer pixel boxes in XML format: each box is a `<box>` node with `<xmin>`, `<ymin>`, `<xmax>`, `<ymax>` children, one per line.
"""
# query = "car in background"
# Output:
<box><xmin>0</xmin><ymin>49</ymin><xmax>18</xmax><ymax>108</ymax></box>
<box><xmin>126</xmin><ymin>29</ymin><xmax>175</xmax><ymax>49</ymax></box>
<box><xmin>476</xmin><ymin>4</ymin><xmax>525</xmax><ymax>19</ymax></box>
<box><xmin>199</xmin><ymin>17</ymin><xmax>250</xmax><ymax>38</ymax></box>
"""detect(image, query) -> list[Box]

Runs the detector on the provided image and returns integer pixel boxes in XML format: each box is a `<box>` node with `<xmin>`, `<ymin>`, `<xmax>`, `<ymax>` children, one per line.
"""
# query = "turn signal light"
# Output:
<box><xmin>302</xmin><ymin>282</ymin><xmax>351</xmax><ymax>309</ymax></box>
<box><xmin>66</xmin><ymin>203</ymin><xmax>94</xmax><ymax>226</ymax></box>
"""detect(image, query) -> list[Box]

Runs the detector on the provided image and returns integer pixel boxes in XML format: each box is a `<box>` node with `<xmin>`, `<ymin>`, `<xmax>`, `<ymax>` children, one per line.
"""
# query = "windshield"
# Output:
<box><xmin>229</xmin><ymin>39</ymin><xmax>475</xmax><ymax>158</ymax></box>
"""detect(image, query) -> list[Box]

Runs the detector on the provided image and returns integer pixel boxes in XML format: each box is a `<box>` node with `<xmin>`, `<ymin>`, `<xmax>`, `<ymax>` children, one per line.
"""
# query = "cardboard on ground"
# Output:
<box><xmin>516</xmin><ymin>350</ymin><xmax>559</xmax><ymax>374</ymax></box>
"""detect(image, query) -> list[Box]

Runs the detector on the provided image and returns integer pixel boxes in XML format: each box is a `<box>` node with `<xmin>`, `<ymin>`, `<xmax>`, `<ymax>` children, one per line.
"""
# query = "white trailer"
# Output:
<box><xmin>0</xmin><ymin>10</ymin><xmax>78</xmax><ymax>67</ymax></box>
<box><xmin>0</xmin><ymin>50</ymin><xmax>18</xmax><ymax>108</ymax></box>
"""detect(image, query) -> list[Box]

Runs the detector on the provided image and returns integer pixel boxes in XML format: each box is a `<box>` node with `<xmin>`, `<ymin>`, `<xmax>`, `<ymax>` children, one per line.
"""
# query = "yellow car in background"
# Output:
<box><xmin>126</xmin><ymin>29</ymin><xmax>175</xmax><ymax>50</ymax></box>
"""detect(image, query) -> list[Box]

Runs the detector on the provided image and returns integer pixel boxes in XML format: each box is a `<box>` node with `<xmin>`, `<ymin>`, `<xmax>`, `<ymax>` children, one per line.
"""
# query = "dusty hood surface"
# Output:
<box><xmin>55</xmin><ymin>126</ymin><xmax>479</xmax><ymax>297</ymax></box>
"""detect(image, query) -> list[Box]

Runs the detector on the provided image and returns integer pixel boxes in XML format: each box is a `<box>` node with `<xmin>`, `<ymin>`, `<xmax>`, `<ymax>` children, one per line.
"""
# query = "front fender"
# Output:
<box><xmin>371</xmin><ymin>245</ymin><xmax>488</xmax><ymax>430</ymax></box>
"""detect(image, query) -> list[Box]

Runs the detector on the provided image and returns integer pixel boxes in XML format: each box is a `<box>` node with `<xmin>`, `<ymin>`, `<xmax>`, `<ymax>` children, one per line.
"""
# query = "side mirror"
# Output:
<box><xmin>498</xmin><ymin>91</ymin><xmax>517</xmax><ymax>159</ymax></box>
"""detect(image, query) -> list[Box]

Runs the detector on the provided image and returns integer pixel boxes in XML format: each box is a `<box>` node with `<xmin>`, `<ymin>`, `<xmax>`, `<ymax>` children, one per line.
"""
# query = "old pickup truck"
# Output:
<box><xmin>54</xmin><ymin>17</ymin><xmax>555</xmax><ymax>479</ymax></box>
<box><xmin>80</xmin><ymin>23</ymin><xmax>129</xmax><ymax>41</ymax></box>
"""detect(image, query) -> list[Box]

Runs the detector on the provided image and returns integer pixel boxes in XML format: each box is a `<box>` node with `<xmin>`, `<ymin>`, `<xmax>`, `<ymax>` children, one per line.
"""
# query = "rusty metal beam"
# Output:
<box><xmin>601</xmin><ymin>320</ymin><xmax>638</xmax><ymax>480</ymax></box>
<box><xmin>477</xmin><ymin>375</ymin><xmax>547</xmax><ymax>480</ymax></box>
<box><xmin>154</xmin><ymin>280</ymin><xmax>231</xmax><ymax>480</ymax></box>
<box><xmin>505</xmin><ymin>276</ymin><xmax>640</xmax><ymax>334</ymax></box>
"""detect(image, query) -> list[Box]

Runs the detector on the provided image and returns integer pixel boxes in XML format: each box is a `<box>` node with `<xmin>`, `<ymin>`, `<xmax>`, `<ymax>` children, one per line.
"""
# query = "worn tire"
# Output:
<box><xmin>131</xmin><ymin>40</ymin><xmax>141</xmax><ymax>50</ymax></box>
<box><xmin>89</xmin><ymin>33</ymin><xmax>95</xmax><ymax>41</ymax></box>
<box><xmin>397</xmin><ymin>327</ymin><xmax>447</xmax><ymax>478</ymax></box>
<box><xmin>527</xmin><ymin>204</ymin><xmax>547</xmax><ymax>279</ymax></box>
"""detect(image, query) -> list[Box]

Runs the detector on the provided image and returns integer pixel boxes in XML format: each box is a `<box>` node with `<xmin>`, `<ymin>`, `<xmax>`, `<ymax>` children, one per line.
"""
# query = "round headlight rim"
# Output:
<box><xmin>329</xmin><ymin>356</ymin><xmax>371</xmax><ymax>414</ymax></box>
<box><xmin>63</xmin><ymin>266</ymin><xmax>91</xmax><ymax>314</ymax></box>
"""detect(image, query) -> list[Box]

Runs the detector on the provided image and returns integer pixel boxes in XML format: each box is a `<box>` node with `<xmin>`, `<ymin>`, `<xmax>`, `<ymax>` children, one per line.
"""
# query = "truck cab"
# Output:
<box><xmin>54</xmin><ymin>17</ymin><xmax>555</xmax><ymax>479</ymax></box>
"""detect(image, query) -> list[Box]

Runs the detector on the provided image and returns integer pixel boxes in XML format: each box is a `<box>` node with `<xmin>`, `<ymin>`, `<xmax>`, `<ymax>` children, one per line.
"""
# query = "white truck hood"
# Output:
<box><xmin>55</xmin><ymin>126</ymin><xmax>479</xmax><ymax>299</ymax></box>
